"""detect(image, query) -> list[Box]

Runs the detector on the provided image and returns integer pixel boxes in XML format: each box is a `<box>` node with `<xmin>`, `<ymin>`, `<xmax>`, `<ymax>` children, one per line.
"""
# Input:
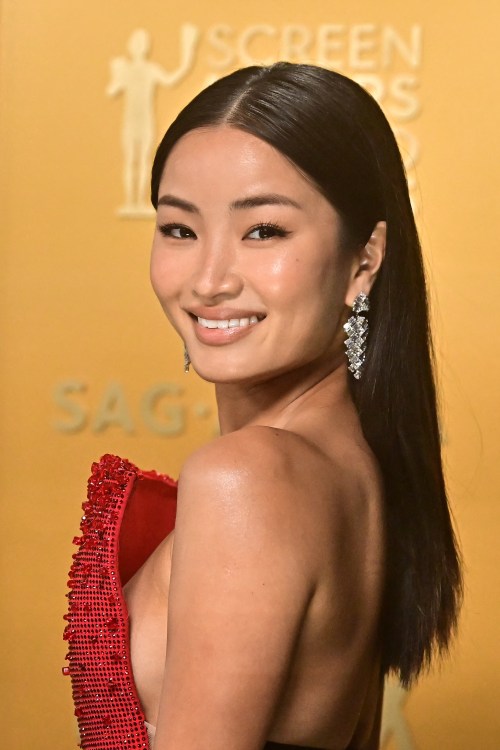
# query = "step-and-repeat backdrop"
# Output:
<box><xmin>1</xmin><ymin>1</ymin><xmax>499</xmax><ymax>748</ymax></box>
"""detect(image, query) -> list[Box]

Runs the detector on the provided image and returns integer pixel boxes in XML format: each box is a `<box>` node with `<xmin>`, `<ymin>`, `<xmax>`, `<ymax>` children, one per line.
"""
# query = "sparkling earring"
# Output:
<box><xmin>184</xmin><ymin>344</ymin><xmax>190</xmax><ymax>373</ymax></box>
<box><xmin>343</xmin><ymin>292</ymin><xmax>370</xmax><ymax>380</ymax></box>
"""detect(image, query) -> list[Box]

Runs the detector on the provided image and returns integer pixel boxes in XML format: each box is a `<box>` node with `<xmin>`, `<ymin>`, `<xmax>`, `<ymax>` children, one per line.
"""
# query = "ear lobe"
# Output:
<box><xmin>345</xmin><ymin>221</ymin><xmax>386</xmax><ymax>306</ymax></box>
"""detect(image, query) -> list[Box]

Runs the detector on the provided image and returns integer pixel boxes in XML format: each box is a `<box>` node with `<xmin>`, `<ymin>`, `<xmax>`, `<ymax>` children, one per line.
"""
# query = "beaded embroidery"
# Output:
<box><xmin>63</xmin><ymin>454</ymin><xmax>177</xmax><ymax>749</ymax></box>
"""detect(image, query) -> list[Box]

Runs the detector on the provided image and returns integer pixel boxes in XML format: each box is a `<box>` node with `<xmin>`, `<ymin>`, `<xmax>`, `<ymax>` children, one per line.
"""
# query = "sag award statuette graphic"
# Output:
<box><xmin>106</xmin><ymin>24</ymin><xmax>422</xmax><ymax>220</ymax></box>
<box><xmin>106</xmin><ymin>26</ymin><xmax>199</xmax><ymax>217</ymax></box>
<box><xmin>380</xmin><ymin>680</ymin><xmax>415</xmax><ymax>750</ymax></box>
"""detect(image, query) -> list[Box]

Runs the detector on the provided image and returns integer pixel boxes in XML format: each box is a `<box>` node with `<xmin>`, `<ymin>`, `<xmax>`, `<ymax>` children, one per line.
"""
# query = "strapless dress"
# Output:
<box><xmin>63</xmin><ymin>455</ymin><xmax>328</xmax><ymax>750</ymax></box>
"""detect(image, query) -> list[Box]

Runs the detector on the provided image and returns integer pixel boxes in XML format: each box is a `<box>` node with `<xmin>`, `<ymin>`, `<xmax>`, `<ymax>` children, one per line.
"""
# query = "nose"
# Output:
<box><xmin>190</xmin><ymin>240</ymin><xmax>243</xmax><ymax>302</ymax></box>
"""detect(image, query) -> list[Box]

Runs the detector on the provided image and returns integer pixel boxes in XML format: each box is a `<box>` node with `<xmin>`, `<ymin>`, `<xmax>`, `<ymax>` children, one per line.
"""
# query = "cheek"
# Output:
<box><xmin>262</xmin><ymin>255</ymin><xmax>312</xmax><ymax>300</ymax></box>
<box><xmin>310</xmin><ymin>241</ymin><xmax>352</xmax><ymax>305</ymax></box>
<box><xmin>264</xmin><ymin>250</ymin><xmax>346</xmax><ymax>311</ymax></box>
<box><xmin>317</xmin><ymin>260</ymin><xmax>349</xmax><ymax>308</ymax></box>
<box><xmin>149</xmin><ymin>257</ymin><xmax>181</xmax><ymax>333</ymax></box>
<box><xmin>150</xmin><ymin>255</ymin><xmax>163</xmax><ymax>298</ymax></box>
<box><xmin>150</xmin><ymin>246</ymin><xmax>179</xmax><ymax>306</ymax></box>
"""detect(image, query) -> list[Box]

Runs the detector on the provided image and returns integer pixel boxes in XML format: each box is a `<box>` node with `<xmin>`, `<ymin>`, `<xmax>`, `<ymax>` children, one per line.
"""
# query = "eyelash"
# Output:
<box><xmin>158</xmin><ymin>223</ymin><xmax>195</xmax><ymax>239</ymax></box>
<box><xmin>157</xmin><ymin>222</ymin><xmax>291</xmax><ymax>241</ymax></box>
<box><xmin>247</xmin><ymin>222</ymin><xmax>290</xmax><ymax>240</ymax></box>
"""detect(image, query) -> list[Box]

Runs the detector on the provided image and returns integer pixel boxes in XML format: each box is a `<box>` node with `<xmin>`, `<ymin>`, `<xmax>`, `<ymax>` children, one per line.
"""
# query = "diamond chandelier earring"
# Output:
<box><xmin>183</xmin><ymin>344</ymin><xmax>191</xmax><ymax>374</ymax></box>
<box><xmin>343</xmin><ymin>292</ymin><xmax>370</xmax><ymax>380</ymax></box>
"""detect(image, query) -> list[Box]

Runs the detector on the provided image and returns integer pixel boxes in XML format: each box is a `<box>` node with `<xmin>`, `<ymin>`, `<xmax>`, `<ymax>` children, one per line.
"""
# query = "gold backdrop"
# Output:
<box><xmin>0</xmin><ymin>1</ymin><xmax>499</xmax><ymax>748</ymax></box>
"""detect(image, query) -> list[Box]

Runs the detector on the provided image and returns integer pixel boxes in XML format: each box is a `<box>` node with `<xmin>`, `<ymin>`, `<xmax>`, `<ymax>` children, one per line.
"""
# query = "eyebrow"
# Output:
<box><xmin>157</xmin><ymin>193</ymin><xmax>302</xmax><ymax>212</ymax></box>
<box><xmin>231</xmin><ymin>193</ymin><xmax>302</xmax><ymax>211</ymax></box>
<box><xmin>157</xmin><ymin>194</ymin><xmax>199</xmax><ymax>212</ymax></box>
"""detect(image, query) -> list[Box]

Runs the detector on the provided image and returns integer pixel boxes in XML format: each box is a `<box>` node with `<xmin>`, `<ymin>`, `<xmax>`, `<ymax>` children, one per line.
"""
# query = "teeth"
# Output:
<box><xmin>197</xmin><ymin>316</ymin><xmax>262</xmax><ymax>329</ymax></box>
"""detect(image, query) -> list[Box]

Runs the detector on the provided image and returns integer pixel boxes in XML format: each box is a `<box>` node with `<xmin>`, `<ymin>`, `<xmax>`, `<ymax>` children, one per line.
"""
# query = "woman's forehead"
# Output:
<box><xmin>159</xmin><ymin>126</ymin><xmax>329</xmax><ymax>211</ymax></box>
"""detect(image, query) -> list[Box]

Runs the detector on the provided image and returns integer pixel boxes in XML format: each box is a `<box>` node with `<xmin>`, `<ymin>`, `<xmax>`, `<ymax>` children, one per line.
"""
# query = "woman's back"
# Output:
<box><xmin>125</xmin><ymin>381</ymin><xmax>385</xmax><ymax>749</ymax></box>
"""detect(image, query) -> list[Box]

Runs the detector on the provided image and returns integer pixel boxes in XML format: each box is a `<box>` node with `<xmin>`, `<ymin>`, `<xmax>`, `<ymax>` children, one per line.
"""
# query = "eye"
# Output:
<box><xmin>246</xmin><ymin>222</ymin><xmax>291</xmax><ymax>241</ymax></box>
<box><xmin>158</xmin><ymin>223</ymin><xmax>196</xmax><ymax>239</ymax></box>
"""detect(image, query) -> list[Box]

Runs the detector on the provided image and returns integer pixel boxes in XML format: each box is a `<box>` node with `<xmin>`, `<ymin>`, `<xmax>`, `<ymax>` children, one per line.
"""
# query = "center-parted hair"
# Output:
<box><xmin>151</xmin><ymin>62</ymin><xmax>462</xmax><ymax>687</ymax></box>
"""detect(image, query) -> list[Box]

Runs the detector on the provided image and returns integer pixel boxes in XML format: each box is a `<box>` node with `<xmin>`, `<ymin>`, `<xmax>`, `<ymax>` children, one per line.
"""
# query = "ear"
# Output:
<box><xmin>345</xmin><ymin>221</ymin><xmax>386</xmax><ymax>307</ymax></box>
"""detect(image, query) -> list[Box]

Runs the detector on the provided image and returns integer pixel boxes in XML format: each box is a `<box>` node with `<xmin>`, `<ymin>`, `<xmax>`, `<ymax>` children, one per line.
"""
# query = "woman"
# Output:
<box><xmin>64</xmin><ymin>63</ymin><xmax>462</xmax><ymax>750</ymax></box>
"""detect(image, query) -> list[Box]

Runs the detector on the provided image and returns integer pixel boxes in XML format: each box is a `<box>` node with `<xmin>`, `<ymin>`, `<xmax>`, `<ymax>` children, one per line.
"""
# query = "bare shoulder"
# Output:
<box><xmin>176</xmin><ymin>424</ymin><xmax>382</xmax><ymax>549</ymax></box>
<box><xmin>186</xmin><ymin>423</ymin><xmax>316</xmax><ymax>466</ymax></box>
<box><xmin>179</xmin><ymin>425</ymin><xmax>333</xmax><ymax>510</ymax></box>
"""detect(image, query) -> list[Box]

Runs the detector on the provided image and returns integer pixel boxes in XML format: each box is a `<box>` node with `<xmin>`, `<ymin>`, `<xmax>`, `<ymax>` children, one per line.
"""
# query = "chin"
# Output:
<box><xmin>192</xmin><ymin>365</ymin><xmax>253</xmax><ymax>385</ymax></box>
<box><xmin>192</xmin><ymin>356</ymin><xmax>301</xmax><ymax>387</ymax></box>
<box><xmin>189</xmin><ymin>353</ymin><xmax>266</xmax><ymax>383</ymax></box>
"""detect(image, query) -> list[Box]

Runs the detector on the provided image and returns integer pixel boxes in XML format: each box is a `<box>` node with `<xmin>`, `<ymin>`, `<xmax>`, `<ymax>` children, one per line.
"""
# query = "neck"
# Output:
<box><xmin>215</xmin><ymin>354</ymin><xmax>351</xmax><ymax>435</ymax></box>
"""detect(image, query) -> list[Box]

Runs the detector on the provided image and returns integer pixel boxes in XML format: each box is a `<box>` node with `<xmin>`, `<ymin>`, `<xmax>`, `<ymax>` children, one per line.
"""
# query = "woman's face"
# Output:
<box><xmin>150</xmin><ymin>126</ymin><xmax>357</xmax><ymax>384</ymax></box>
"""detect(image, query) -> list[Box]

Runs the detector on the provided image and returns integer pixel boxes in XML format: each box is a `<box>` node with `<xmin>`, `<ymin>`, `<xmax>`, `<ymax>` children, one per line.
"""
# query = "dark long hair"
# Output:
<box><xmin>150</xmin><ymin>62</ymin><xmax>462</xmax><ymax>687</ymax></box>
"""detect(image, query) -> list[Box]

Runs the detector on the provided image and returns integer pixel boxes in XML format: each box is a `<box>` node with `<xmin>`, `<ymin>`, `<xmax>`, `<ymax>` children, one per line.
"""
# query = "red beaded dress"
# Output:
<box><xmin>63</xmin><ymin>454</ymin><xmax>328</xmax><ymax>750</ymax></box>
<box><xmin>64</xmin><ymin>454</ymin><xmax>177</xmax><ymax>749</ymax></box>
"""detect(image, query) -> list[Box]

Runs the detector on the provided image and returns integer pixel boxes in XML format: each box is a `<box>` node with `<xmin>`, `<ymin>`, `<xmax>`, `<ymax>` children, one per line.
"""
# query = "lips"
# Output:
<box><xmin>187</xmin><ymin>310</ymin><xmax>266</xmax><ymax>345</ymax></box>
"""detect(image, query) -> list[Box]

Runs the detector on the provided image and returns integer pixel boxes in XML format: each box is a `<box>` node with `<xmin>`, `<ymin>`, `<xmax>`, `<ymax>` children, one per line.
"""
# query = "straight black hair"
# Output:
<box><xmin>150</xmin><ymin>62</ymin><xmax>462</xmax><ymax>687</ymax></box>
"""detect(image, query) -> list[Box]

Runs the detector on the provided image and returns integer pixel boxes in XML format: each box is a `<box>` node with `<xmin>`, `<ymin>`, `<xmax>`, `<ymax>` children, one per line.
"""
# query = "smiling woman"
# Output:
<box><xmin>64</xmin><ymin>63</ymin><xmax>462</xmax><ymax>750</ymax></box>
<box><xmin>150</xmin><ymin>126</ymin><xmax>361</xmax><ymax>385</ymax></box>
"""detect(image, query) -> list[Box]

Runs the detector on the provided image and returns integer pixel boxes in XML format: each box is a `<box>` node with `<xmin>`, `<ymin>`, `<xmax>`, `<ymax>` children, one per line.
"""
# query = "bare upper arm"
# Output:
<box><xmin>154</xmin><ymin>428</ymin><xmax>319</xmax><ymax>750</ymax></box>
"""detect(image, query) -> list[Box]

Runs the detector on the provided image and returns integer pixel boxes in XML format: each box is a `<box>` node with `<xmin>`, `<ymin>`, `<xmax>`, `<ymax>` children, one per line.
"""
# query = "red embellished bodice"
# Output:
<box><xmin>63</xmin><ymin>454</ymin><xmax>177</xmax><ymax>749</ymax></box>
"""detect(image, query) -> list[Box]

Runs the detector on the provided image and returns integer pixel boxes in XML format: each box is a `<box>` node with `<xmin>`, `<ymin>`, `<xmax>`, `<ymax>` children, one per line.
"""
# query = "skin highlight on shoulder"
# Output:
<box><xmin>176</xmin><ymin>423</ymin><xmax>382</xmax><ymax>583</ymax></box>
<box><xmin>178</xmin><ymin>425</ymin><xmax>337</xmax><ymax>515</ymax></box>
